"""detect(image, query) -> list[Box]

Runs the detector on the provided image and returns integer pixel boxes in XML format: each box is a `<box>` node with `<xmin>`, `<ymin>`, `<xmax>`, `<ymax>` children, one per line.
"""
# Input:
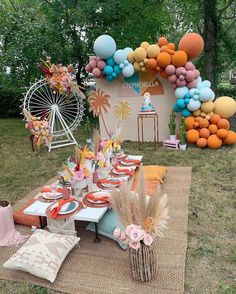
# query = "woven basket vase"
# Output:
<box><xmin>129</xmin><ymin>241</ymin><xmax>157</xmax><ymax>282</ymax></box>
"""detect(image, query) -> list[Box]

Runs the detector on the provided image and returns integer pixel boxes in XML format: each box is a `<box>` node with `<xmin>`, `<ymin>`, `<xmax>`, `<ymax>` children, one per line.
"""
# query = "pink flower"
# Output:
<box><xmin>113</xmin><ymin>227</ymin><xmax>121</xmax><ymax>239</ymax></box>
<box><xmin>129</xmin><ymin>241</ymin><xmax>141</xmax><ymax>250</ymax></box>
<box><xmin>125</xmin><ymin>224</ymin><xmax>137</xmax><ymax>236</ymax></box>
<box><xmin>129</xmin><ymin>227</ymin><xmax>145</xmax><ymax>242</ymax></box>
<box><xmin>120</xmin><ymin>232</ymin><xmax>127</xmax><ymax>241</ymax></box>
<box><xmin>73</xmin><ymin>170</ymin><xmax>84</xmax><ymax>181</ymax></box>
<box><xmin>143</xmin><ymin>233</ymin><xmax>153</xmax><ymax>246</ymax></box>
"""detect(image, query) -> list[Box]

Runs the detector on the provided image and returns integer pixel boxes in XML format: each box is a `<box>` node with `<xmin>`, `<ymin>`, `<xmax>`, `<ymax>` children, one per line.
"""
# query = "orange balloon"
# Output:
<box><xmin>196</xmin><ymin>138</ymin><xmax>207</xmax><ymax>148</ymax></box>
<box><xmin>158</xmin><ymin>37</ymin><xmax>168</xmax><ymax>47</ymax></box>
<box><xmin>160</xmin><ymin>70</ymin><xmax>168</xmax><ymax>79</ymax></box>
<box><xmin>217</xmin><ymin>119</ymin><xmax>230</xmax><ymax>130</ymax></box>
<box><xmin>208</xmin><ymin>124</ymin><xmax>218</xmax><ymax>134</ymax></box>
<box><xmin>199</xmin><ymin>128</ymin><xmax>210</xmax><ymax>138</ymax></box>
<box><xmin>172</xmin><ymin>51</ymin><xmax>188</xmax><ymax>67</ymax></box>
<box><xmin>186</xmin><ymin>129</ymin><xmax>199</xmax><ymax>144</ymax></box>
<box><xmin>156</xmin><ymin>52</ymin><xmax>171</xmax><ymax>68</ymax></box>
<box><xmin>167</xmin><ymin>43</ymin><xmax>175</xmax><ymax>50</ymax></box>
<box><xmin>223</xmin><ymin>130</ymin><xmax>236</xmax><ymax>145</ymax></box>
<box><xmin>210</xmin><ymin>114</ymin><xmax>221</xmax><ymax>125</ymax></box>
<box><xmin>185</xmin><ymin>116</ymin><xmax>195</xmax><ymax>130</ymax></box>
<box><xmin>146</xmin><ymin>58</ymin><xmax>158</xmax><ymax>70</ymax></box>
<box><xmin>199</xmin><ymin>118</ymin><xmax>209</xmax><ymax>129</ymax></box>
<box><xmin>195</xmin><ymin>117</ymin><xmax>202</xmax><ymax>122</ymax></box>
<box><xmin>193</xmin><ymin>121</ymin><xmax>199</xmax><ymax>128</ymax></box>
<box><xmin>217</xmin><ymin>129</ymin><xmax>228</xmax><ymax>139</ymax></box>
<box><xmin>207</xmin><ymin>134</ymin><xmax>222</xmax><ymax>149</ymax></box>
<box><xmin>178</xmin><ymin>32</ymin><xmax>204</xmax><ymax>60</ymax></box>
<box><xmin>160</xmin><ymin>45</ymin><xmax>169</xmax><ymax>52</ymax></box>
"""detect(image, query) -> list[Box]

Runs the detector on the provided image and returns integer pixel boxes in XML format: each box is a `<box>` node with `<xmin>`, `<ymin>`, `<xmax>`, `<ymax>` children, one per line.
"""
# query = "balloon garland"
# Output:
<box><xmin>86</xmin><ymin>33</ymin><xmax>236</xmax><ymax>149</ymax></box>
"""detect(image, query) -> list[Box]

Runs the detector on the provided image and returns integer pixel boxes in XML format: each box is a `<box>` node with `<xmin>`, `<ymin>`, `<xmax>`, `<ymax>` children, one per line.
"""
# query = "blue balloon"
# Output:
<box><xmin>124</xmin><ymin>47</ymin><xmax>133</xmax><ymax>54</ymax></box>
<box><xmin>187</xmin><ymin>99</ymin><xmax>201</xmax><ymax>111</ymax></box>
<box><xmin>114</xmin><ymin>49</ymin><xmax>127</xmax><ymax>64</ymax></box>
<box><xmin>203</xmin><ymin>80</ymin><xmax>211</xmax><ymax>88</ymax></box>
<box><xmin>184</xmin><ymin>98</ymin><xmax>190</xmax><ymax>104</ymax></box>
<box><xmin>94</xmin><ymin>35</ymin><xmax>116</xmax><ymax>59</ymax></box>
<box><xmin>124</xmin><ymin>59</ymin><xmax>129</xmax><ymax>66</ymax></box>
<box><xmin>106</xmin><ymin>57</ymin><xmax>115</xmax><ymax>67</ymax></box>
<box><xmin>193</xmin><ymin>94</ymin><xmax>199</xmax><ymax>100</ymax></box>
<box><xmin>173</xmin><ymin>104</ymin><xmax>182</xmax><ymax>112</ymax></box>
<box><xmin>112</xmin><ymin>72</ymin><xmax>117</xmax><ymax>77</ymax></box>
<box><xmin>176</xmin><ymin>98</ymin><xmax>185</xmax><ymax>109</ymax></box>
<box><xmin>122</xmin><ymin>63</ymin><xmax>134</xmax><ymax>78</ymax></box>
<box><xmin>113</xmin><ymin>64</ymin><xmax>122</xmax><ymax>74</ymax></box>
<box><xmin>175</xmin><ymin>86</ymin><xmax>189</xmax><ymax>99</ymax></box>
<box><xmin>106</xmin><ymin>75</ymin><xmax>113</xmax><ymax>82</ymax></box>
<box><xmin>184</xmin><ymin>93</ymin><xmax>191</xmax><ymax>99</ymax></box>
<box><xmin>182</xmin><ymin>109</ymin><xmax>192</xmax><ymax>117</ymax></box>
<box><xmin>199</xmin><ymin>87</ymin><xmax>214</xmax><ymax>102</ymax></box>
<box><xmin>104</xmin><ymin>65</ymin><xmax>113</xmax><ymax>75</ymax></box>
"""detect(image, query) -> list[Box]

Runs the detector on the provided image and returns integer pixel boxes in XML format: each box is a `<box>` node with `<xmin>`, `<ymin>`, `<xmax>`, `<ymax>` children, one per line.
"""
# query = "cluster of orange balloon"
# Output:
<box><xmin>185</xmin><ymin>114</ymin><xmax>236</xmax><ymax>149</ymax></box>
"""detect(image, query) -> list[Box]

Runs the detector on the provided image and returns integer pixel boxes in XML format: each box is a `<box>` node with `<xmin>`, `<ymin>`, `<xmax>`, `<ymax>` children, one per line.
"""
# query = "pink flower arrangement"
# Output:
<box><xmin>113</xmin><ymin>224</ymin><xmax>154</xmax><ymax>250</ymax></box>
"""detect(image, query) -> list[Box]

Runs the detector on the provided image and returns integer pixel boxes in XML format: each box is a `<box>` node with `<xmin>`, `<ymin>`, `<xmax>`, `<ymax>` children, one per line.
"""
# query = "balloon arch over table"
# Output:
<box><xmin>86</xmin><ymin>33</ymin><xmax>236</xmax><ymax>149</ymax></box>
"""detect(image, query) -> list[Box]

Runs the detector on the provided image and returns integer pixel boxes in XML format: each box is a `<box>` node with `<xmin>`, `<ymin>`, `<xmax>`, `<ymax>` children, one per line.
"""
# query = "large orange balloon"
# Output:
<box><xmin>185</xmin><ymin>117</ymin><xmax>195</xmax><ymax>130</ymax></box>
<box><xmin>186</xmin><ymin>129</ymin><xmax>199</xmax><ymax>144</ymax></box>
<box><xmin>217</xmin><ymin>119</ymin><xmax>230</xmax><ymax>130</ymax></box>
<box><xmin>156</xmin><ymin>52</ymin><xmax>171</xmax><ymax>68</ymax></box>
<box><xmin>172</xmin><ymin>51</ymin><xmax>188</xmax><ymax>67</ymax></box>
<box><xmin>207</xmin><ymin>135</ymin><xmax>222</xmax><ymax>149</ymax></box>
<box><xmin>158</xmin><ymin>37</ymin><xmax>168</xmax><ymax>47</ymax></box>
<box><xmin>199</xmin><ymin>128</ymin><xmax>210</xmax><ymax>138</ymax></box>
<box><xmin>178</xmin><ymin>32</ymin><xmax>204</xmax><ymax>60</ymax></box>
<box><xmin>196</xmin><ymin>138</ymin><xmax>207</xmax><ymax>148</ymax></box>
<box><xmin>223</xmin><ymin>131</ymin><xmax>236</xmax><ymax>145</ymax></box>
<box><xmin>146</xmin><ymin>58</ymin><xmax>157</xmax><ymax>70</ymax></box>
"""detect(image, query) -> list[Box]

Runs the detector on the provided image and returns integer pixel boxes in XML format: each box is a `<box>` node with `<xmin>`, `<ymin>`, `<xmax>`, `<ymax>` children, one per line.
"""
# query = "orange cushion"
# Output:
<box><xmin>13</xmin><ymin>198</ymin><xmax>46</xmax><ymax>228</ymax></box>
<box><xmin>135</xmin><ymin>165</ymin><xmax>167</xmax><ymax>183</ymax></box>
<box><xmin>132</xmin><ymin>180</ymin><xmax>159</xmax><ymax>196</ymax></box>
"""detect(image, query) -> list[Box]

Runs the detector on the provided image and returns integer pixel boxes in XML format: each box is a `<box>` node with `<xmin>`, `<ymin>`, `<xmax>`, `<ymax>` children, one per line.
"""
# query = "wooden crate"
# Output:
<box><xmin>163</xmin><ymin>139</ymin><xmax>180</xmax><ymax>150</ymax></box>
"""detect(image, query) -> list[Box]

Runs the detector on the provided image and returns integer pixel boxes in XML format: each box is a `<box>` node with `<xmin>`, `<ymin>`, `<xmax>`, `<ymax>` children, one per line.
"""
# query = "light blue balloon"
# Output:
<box><xmin>175</xmin><ymin>86</ymin><xmax>189</xmax><ymax>99</ymax></box>
<box><xmin>173</xmin><ymin>104</ymin><xmax>182</xmax><ymax>112</ymax></box>
<box><xmin>187</xmin><ymin>99</ymin><xmax>201</xmax><ymax>111</ymax></box>
<box><xmin>119</xmin><ymin>63</ymin><xmax>125</xmax><ymax>69</ymax></box>
<box><xmin>122</xmin><ymin>63</ymin><xmax>134</xmax><ymax>78</ymax></box>
<box><xmin>176</xmin><ymin>99</ymin><xmax>185</xmax><ymax>109</ymax></box>
<box><xmin>189</xmin><ymin>88</ymin><xmax>196</xmax><ymax>97</ymax></box>
<box><xmin>199</xmin><ymin>87</ymin><xmax>214</xmax><ymax>102</ymax></box>
<box><xmin>193</xmin><ymin>94</ymin><xmax>199</xmax><ymax>100</ymax></box>
<box><xmin>104</xmin><ymin>65</ymin><xmax>113</xmax><ymax>75</ymax></box>
<box><xmin>114</xmin><ymin>49</ymin><xmax>127</xmax><ymax>64</ymax></box>
<box><xmin>196</xmin><ymin>81</ymin><xmax>205</xmax><ymax>89</ymax></box>
<box><xmin>124</xmin><ymin>47</ymin><xmax>133</xmax><ymax>54</ymax></box>
<box><xmin>94</xmin><ymin>35</ymin><xmax>116</xmax><ymax>59</ymax></box>
<box><xmin>182</xmin><ymin>109</ymin><xmax>192</xmax><ymax>117</ymax></box>
<box><xmin>203</xmin><ymin>80</ymin><xmax>211</xmax><ymax>88</ymax></box>
<box><xmin>196</xmin><ymin>76</ymin><xmax>202</xmax><ymax>83</ymax></box>
<box><xmin>113</xmin><ymin>64</ymin><xmax>122</xmax><ymax>74</ymax></box>
<box><xmin>106</xmin><ymin>57</ymin><xmax>115</xmax><ymax>67</ymax></box>
<box><xmin>124</xmin><ymin>59</ymin><xmax>129</xmax><ymax>66</ymax></box>
<box><xmin>211</xmin><ymin>92</ymin><xmax>215</xmax><ymax>101</ymax></box>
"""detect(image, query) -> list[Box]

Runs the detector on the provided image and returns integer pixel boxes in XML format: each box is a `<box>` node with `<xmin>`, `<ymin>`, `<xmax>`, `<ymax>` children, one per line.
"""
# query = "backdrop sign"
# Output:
<box><xmin>118</xmin><ymin>72</ymin><xmax>164</xmax><ymax>97</ymax></box>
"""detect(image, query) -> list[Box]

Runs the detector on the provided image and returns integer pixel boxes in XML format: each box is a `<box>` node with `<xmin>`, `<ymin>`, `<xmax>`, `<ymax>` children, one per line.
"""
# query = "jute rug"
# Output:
<box><xmin>0</xmin><ymin>167</ymin><xmax>192</xmax><ymax>294</ymax></box>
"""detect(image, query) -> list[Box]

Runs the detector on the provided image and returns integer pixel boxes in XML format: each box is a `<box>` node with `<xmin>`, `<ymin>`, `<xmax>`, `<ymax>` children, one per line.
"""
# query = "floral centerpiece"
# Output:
<box><xmin>24</xmin><ymin>109</ymin><xmax>51</xmax><ymax>152</ymax></box>
<box><xmin>110</xmin><ymin>167</ymin><xmax>169</xmax><ymax>281</ymax></box>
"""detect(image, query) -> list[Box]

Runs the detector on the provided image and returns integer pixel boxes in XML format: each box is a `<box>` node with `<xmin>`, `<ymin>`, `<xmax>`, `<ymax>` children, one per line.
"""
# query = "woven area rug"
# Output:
<box><xmin>0</xmin><ymin>167</ymin><xmax>192</xmax><ymax>294</ymax></box>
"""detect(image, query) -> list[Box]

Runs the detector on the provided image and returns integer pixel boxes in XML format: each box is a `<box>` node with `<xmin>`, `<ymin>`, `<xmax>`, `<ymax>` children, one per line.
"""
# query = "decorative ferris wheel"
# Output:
<box><xmin>22</xmin><ymin>78</ymin><xmax>84</xmax><ymax>151</ymax></box>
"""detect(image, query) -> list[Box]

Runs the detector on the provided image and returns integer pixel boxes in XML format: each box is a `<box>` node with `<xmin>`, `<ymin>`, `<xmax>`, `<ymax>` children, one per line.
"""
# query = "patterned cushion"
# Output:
<box><xmin>3</xmin><ymin>229</ymin><xmax>80</xmax><ymax>283</ymax></box>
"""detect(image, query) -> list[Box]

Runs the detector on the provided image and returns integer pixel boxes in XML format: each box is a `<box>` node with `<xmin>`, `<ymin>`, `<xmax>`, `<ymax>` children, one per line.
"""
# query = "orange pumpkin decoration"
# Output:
<box><xmin>186</xmin><ymin>129</ymin><xmax>199</xmax><ymax>144</ymax></box>
<box><xmin>156</xmin><ymin>52</ymin><xmax>171</xmax><ymax>68</ymax></box>
<box><xmin>172</xmin><ymin>51</ymin><xmax>188</xmax><ymax>67</ymax></box>
<box><xmin>146</xmin><ymin>58</ymin><xmax>158</xmax><ymax>70</ymax></box>
<box><xmin>223</xmin><ymin>130</ymin><xmax>236</xmax><ymax>145</ymax></box>
<box><xmin>199</xmin><ymin>128</ymin><xmax>210</xmax><ymax>138</ymax></box>
<box><xmin>217</xmin><ymin>129</ymin><xmax>228</xmax><ymax>139</ymax></box>
<box><xmin>207</xmin><ymin>134</ymin><xmax>222</xmax><ymax>149</ymax></box>
<box><xmin>199</xmin><ymin>118</ymin><xmax>209</xmax><ymax>129</ymax></box>
<box><xmin>210</xmin><ymin>114</ymin><xmax>221</xmax><ymax>125</ymax></box>
<box><xmin>178</xmin><ymin>32</ymin><xmax>204</xmax><ymax>60</ymax></box>
<box><xmin>158</xmin><ymin>37</ymin><xmax>168</xmax><ymax>47</ymax></box>
<box><xmin>196</xmin><ymin>138</ymin><xmax>207</xmax><ymax>148</ymax></box>
<box><xmin>217</xmin><ymin>118</ymin><xmax>230</xmax><ymax>130</ymax></box>
<box><xmin>185</xmin><ymin>116</ymin><xmax>195</xmax><ymax>130</ymax></box>
<box><xmin>208</xmin><ymin>124</ymin><xmax>218</xmax><ymax>134</ymax></box>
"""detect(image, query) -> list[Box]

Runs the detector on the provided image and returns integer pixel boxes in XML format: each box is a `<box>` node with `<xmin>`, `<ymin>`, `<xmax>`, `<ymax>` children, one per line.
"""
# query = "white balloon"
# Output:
<box><xmin>122</xmin><ymin>63</ymin><xmax>134</xmax><ymax>78</ymax></box>
<box><xmin>187</xmin><ymin>99</ymin><xmax>201</xmax><ymax>111</ymax></box>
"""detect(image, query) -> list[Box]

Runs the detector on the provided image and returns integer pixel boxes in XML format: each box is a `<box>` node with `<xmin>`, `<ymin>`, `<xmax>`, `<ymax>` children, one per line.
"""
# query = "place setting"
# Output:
<box><xmin>82</xmin><ymin>190</ymin><xmax>112</xmax><ymax>208</ymax></box>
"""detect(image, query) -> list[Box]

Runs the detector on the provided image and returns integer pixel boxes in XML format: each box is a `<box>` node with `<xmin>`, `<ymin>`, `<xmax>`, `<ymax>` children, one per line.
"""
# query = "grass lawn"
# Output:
<box><xmin>0</xmin><ymin>118</ymin><xmax>235</xmax><ymax>294</ymax></box>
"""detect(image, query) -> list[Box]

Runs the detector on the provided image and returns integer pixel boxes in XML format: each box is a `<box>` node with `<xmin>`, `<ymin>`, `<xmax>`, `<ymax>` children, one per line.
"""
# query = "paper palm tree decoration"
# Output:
<box><xmin>88</xmin><ymin>88</ymin><xmax>111</xmax><ymax>136</ymax></box>
<box><xmin>113</xmin><ymin>101</ymin><xmax>132</xmax><ymax>121</ymax></box>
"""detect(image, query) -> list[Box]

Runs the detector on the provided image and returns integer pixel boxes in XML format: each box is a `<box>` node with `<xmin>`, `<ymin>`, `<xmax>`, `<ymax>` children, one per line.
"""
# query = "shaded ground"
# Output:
<box><xmin>0</xmin><ymin>119</ymin><xmax>235</xmax><ymax>294</ymax></box>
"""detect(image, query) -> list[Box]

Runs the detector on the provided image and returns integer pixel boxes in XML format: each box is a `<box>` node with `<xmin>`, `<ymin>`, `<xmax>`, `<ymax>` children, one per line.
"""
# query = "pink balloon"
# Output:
<box><xmin>89</xmin><ymin>60</ymin><xmax>97</xmax><ymax>69</ymax></box>
<box><xmin>97</xmin><ymin>60</ymin><xmax>106</xmax><ymax>70</ymax></box>
<box><xmin>186</xmin><ymin>70</ymin><xmax>195</xmax><ymax>82</ymax></box>
<box><xmin>179</xmin><ymin>74</ymin><xmax>185</xmax><ymax>81</ymax></box>
<box><xmin>168</xmin><ymin>74</ymin><xmax>177</xmax><ymax>83</ymax></box>
<box><xmin>184</xmin><ymin>61</ymin><xmax>195</xmax><ymax>71</ymax></box>
<box><xmin>165</xmin><ymin>64</ymin><xmax>176</xmax><ymax>75</ymax></box>
<box><xmin>176</xmin><ymin>80</ymin><xmax>187</xmax><ymax>87</ymax></box>
<box><xmin>89</xmin><ymin>56</ymin><xmax>97</xmax><ymax>61</ymax></box>
<box><xmin>85</xmin><ymin>64</ymin><xmax>91</xmax><ymax>72</ymax></box>
<box><xmin>193</xmin><ymin>69</ymin><xmax>200</xmax><ymax>78</ymax></box>
<box><xmin>172</xmin><ymin>84</ymin><xmax>177</xmax><ymax>89</ymax></box>
<box><xmin>92</xmin><ymin>67</ymin><xmax>101</xmax><ymax>78</ymax></box>
<box><xmin>187</xmin><ymin>80</ymin><xmax>197</xmax><ymax>89</ymax></box>
<box><xmin>176</xmin><ymin>67</ymin><xmax>186</xmax><ymax>77</ymax></box>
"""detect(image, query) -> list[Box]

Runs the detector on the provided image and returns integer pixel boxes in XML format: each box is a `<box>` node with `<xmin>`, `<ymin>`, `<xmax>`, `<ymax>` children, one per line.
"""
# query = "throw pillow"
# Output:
<box><xmin>135</xmin><ymin>165</ymin><xmax>167</xmax><ymax>183</ymax></box>
<box><xmin>3</xmin><ymin>229</ymin><xmax>80</xmax><ymax>283</ymax></box>
<box><xmin>86</xmin><ymin>209</ymin><xmax>127</xmax><ymax>250</ymax></box>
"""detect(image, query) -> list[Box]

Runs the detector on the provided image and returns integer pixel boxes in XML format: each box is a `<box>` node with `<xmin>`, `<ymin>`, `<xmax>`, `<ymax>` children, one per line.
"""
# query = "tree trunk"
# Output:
<box><xmin>203</xmin><ymin>0</ymin><xmax>218</xmax><ymax>92</ymax></box>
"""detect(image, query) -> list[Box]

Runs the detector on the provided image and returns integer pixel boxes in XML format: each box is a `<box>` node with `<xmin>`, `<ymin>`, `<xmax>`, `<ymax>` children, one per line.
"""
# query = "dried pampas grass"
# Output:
<box><xmin>110</xmin><ymin>166</ymin><xmax>169</xmax><ymax>237</ymax></box>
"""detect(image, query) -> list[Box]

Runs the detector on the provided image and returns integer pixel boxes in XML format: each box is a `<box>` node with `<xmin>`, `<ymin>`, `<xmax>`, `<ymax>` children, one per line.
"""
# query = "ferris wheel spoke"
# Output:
<box><xmin>60</xmin><ymin>108</ymin><xmax>77</xmax><ymax>118</ymax></box>
<box><xmin>59</xmin><ymin>102</ymin><xmax>78</xmax><ymax>109</ymax></box>
<box><xmin>57</xmin><ymin>94</ymin><xmax>68</xmax><ymax>106</ymax></box>
<box><xmin>39</xmin><ymin>84</ymin><xmax>54</xmax><ymax>105</ymax></box>
<box><xmin>59</xmin><ymin>111</ymin><xmax>75</xmax><ymax>125</ymax></box>
<box><xmin>34</xmin><ymin>83</ymin><xmax>54</xmax><ymax>105</ymax></box>
<box><xmin>29</xmin><ymin>91</ymin><xmax>52</xmax><ymax>107</ymax></box>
